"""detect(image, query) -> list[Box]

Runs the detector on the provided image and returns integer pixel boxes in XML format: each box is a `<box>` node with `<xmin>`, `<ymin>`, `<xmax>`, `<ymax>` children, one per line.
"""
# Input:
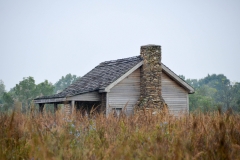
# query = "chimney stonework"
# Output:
<box><xmin>136</xmin><ymin>44</ymin><xmax>166</xmax><ymax>111</ymax></box>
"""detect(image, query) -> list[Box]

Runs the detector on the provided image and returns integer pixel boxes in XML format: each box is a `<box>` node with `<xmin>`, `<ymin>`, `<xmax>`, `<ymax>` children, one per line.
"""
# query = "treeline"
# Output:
<box><xmin>180</xmin><ymin>74</ymin><xmax>240</xmax><ymax>112</ymax></box>
<box><xmin>0</xmin><ymin>74</ymin><xmax>79</xmax><ymax>112</ymax></box>
<box><xmin>0</xmin><ymin>73</ymin><xmax>240</xmax><ymax>113</ymax></box>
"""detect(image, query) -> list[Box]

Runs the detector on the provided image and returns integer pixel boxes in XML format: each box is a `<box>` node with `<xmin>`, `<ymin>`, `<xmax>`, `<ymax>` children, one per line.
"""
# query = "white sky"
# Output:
<box><xmin>0</xmin><ymin>0</ymin><xmax>240</xmax><ymax>91</ymax></box>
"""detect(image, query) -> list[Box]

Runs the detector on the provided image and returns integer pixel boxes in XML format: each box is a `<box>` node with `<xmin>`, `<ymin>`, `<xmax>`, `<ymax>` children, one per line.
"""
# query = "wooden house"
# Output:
<box><xmin>34</xmin><ymin>45</ymin><xmax>194</xmax><ymax>115</ymax></box>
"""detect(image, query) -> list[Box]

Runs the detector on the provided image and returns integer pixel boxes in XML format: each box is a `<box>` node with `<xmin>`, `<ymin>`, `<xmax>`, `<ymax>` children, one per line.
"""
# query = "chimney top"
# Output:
<box><xmin>141</xmin><ymin>44</ymin><xmax>161</xmax><ymax>47</ymax></box>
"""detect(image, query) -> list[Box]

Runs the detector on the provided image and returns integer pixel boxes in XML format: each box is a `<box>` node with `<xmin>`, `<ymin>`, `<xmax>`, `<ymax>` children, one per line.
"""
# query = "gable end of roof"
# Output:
<box><xmin>102</xmin><ymin>60</ymin><xmax>194</xmax><ymax>94</ymax></box>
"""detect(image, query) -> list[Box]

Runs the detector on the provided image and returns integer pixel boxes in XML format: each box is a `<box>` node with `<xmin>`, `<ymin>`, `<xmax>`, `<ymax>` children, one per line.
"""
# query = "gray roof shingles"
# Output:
<box><xmin>35</xmin><ymin>56</ymin><xmax>143</xmax><ymax>100</ymax></box>
<box><xmin>35</xmin><ymin>55</ymin><xmax>193</xmax><ymax>100</ymax></box>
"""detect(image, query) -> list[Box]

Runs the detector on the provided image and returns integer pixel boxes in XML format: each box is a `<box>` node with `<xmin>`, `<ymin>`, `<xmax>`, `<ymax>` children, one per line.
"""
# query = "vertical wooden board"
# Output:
<box><xmin>162</xmin><ymin>72</ymin><xmax>189</xmax><ymax>114</ymax></box>
<box><xmin>106</xmin><ymin>92</ymin><xmax>110</xmax><ymax>115</ymax></box>
<box><xmin>108</xmin><ymin>68</ymin><xmax>140</xmax><ymax>115</ymax></box>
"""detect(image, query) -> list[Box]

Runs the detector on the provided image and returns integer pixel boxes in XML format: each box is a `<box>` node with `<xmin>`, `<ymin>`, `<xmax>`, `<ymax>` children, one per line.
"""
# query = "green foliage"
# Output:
<box><xmin>189</xmin><ymin>90</ymin><xmax>217</xmax><ymax>113</ymax></box>
<box><xmin>1</xmin><ymin>73</ymin><xmax>79</xmax><ymax>113</ymax></box>
<box><xmin>14</xmin><ymin>77</ymin><xmax>36</xmax><ymax>109</ymax></box>
<box><xmin>0</xmin><ymin>80</ymin><xmax>5</xmax><ymax>104</ymax></box>
<box><xmin>11</xmin><ymin>77</ymin><xmax>54</xmax><ymax>112</ymax></box>
<box><xmin>231</xmin><ymin>82</ymin><xmax>240</xmax><ymax>111</ymax></box>
<box><xmin>54</xmin><ymin>73</ymin><xmax>80</xmax><ymax>93</ymax></box>
<box><xmin>0</xmin><ymin>92</ymin><xmax>14</xmax><ymax>112</ymax></box>
<box><xmin>36</xmin><ymin>80</ymin><xmax>54</xmax><ymax>97</ymax></box>
<box><xmin>0</xmin><ymin>81</ymin><xmax>15</xmax><ymax>112</ymax></box>
<box><xmin>185</xmin><ymin>74</ymin><xmax>240</xmax><ymax>112</ymax></box>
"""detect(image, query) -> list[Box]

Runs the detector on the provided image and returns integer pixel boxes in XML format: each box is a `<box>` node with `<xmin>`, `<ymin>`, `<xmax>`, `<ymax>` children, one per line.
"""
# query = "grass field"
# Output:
<box><xmin>0</xmin><ymin>109</ymin><xmax>240</xmax><ymax>160</ymax></box>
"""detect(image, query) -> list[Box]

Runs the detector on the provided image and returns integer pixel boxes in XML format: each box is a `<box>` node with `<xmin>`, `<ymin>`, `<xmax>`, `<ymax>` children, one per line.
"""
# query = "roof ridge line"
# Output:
<box><xmin>99</xmin><ymin>55</ymin><xmax>141</xmax><ymax>65</ymax></box>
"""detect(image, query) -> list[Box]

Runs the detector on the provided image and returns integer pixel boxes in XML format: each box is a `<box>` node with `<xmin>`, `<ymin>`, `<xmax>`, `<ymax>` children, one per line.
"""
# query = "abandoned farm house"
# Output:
<box><xmin>34</xmin><ymin>45</ymin><xmax>194</xmax><ymax>115</ymax></box>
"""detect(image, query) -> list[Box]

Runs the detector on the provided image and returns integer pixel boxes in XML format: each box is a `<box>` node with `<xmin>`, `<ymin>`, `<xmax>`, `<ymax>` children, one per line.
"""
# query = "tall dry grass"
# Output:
<box><xmin>0</xmin><ymin>109</ymin><xmax>240</xmax><ymax>160</ymax></box>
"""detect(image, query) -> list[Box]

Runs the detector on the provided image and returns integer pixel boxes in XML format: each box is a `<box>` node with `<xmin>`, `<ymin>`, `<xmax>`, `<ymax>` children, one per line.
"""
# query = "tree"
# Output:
<box><xmin>12</xmin><ymin>77</ymin><xmax>56</xmax><ymax>112</ymax></box>
<box><xmin>186</xmin><ymin>79</ymin><xmax>199</xmax><ymax>89</ymax></box>
<box><xmin>179</xmin><ymin>75</ymin><xmax>185</xmax><ymax>80</ymax></box>
<box><xmin>0</xmin><ymin>80</ymin><xmax>5</xmax><ymax>104</ymax></box>
<box><xmin>230</xmin><ymin>82</ymin><xmax>240</xmax><ymax>111</ymax></box>
<box><xmin>179</xmin><ymin>75</ymin><xmax>199</xmax><ymax>89</ymax></box>
<box><xmin>13</xmin><ymin>77</ymin><xmax>36</xmax><ymax>112</ymax></box>
<box><xmin>189</xmin><ymin>85</ymin><xmax>217</xmax><ymax>112</ymax></box>
<box><xmin>1</xmin><ymin>92</ymin><xmax>14</xmax><ymax>112</ymax></box>
<box><xmin>202</xmin><ymin>74</ymin><xmax>232</xmax><ymax>110</ymax></box>
<box><xmin>35</xmin><ymin>80</ymin><xmax>54</xmax><ymax>97</ymax></box>
<box><xmin>186</xmin><ymin>74</ymin><xmax>240</xmax><ymax>112</ymax></box>
<box><xmin>54</xmin><ymin>74</ymin><xmax>80</xmax><ymax>93</ymax></box>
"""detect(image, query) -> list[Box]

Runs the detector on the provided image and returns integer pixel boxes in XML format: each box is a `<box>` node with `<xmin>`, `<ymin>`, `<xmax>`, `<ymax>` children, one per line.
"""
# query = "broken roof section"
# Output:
<box><xmin>35</xmin><ymin>56</ymin><xmax>194</xmax><ymax>100</ymax></box>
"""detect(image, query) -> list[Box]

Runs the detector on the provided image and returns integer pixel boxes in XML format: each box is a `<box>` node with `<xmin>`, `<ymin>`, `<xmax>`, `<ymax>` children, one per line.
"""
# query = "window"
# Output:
<box><xmin>112</xmin><ymin>108</ymin><xmax>122</xmax><ymax>117</ymax></box>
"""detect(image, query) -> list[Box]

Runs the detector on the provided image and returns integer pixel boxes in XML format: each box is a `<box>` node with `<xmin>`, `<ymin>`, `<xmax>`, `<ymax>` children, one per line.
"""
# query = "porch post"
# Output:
<box><xmin>39</xmin><ymin>103</ymin><xmax>45</xmax><ymax>113</ymax></box>
<box><xmin>71</xmin><ymin>100</ymin><xmax>75</xmax><ymax>114</ymax></box>
<box><xmin>54</xmin><ymin>103</ymin><xmax>58</xmax><ymax>113</ymax></box>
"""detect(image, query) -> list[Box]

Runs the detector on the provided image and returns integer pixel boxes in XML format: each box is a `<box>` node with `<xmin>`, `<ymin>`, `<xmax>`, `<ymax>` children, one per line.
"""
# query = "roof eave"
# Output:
<box><xmin>34</xmin><ymin>97</ymin><xmax>67</xmax><ymax>104</ymax></box>
<box><xmin>162</xmin><ymin>64</ymin><xmax>195</xmax><ymax>94</ymax></box>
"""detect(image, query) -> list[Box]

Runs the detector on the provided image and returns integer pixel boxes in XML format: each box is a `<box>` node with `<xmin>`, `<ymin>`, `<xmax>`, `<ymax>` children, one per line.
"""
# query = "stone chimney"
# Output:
<box><xmin>136</xmin><ymin>44</ymin><xmax>166</xmax><ymax>111</ymax></box>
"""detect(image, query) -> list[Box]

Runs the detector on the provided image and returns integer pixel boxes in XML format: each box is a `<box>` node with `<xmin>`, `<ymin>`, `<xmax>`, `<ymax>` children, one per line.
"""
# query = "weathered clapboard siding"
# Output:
<box><xmin>162</xmin><ymin>72</ymin><xmax>188</xmax><ymax>114</ymax></box>
<box><xmin>108</xmin><ymin>68</ymin><xmax>189</xmax><ymax>115</ymax></box>
<box><xmin>108</xmin><ymin>68</ymin><xmax>140</xmax><ymax>115</ymax></box>
<box><xmin>67</xmin><ymin>92</ymin><xmax>100</xmax><ymax>101</ymax></box>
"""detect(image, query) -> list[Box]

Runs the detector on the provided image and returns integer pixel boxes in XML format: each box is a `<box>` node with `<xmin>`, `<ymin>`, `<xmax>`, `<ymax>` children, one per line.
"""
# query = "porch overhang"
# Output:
<box><xmin>34</xmin><ymin>97</ymin><xmax>67</xmax><ymax>104</ymax></box>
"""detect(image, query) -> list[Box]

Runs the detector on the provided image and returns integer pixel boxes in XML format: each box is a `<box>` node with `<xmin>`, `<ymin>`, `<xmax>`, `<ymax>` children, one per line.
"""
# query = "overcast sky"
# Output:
<box><xmin>0</xmin><ymin>0</ymin><xmax>240</xmax><ymax>91</ymax></box>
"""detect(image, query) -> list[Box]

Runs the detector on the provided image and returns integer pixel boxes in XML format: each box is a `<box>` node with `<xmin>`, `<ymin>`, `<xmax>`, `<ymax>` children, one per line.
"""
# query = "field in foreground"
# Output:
<box><xmin>0</xmin><ymin>110</ymin><xmax>240</xmax><ymax>160</ymax></box>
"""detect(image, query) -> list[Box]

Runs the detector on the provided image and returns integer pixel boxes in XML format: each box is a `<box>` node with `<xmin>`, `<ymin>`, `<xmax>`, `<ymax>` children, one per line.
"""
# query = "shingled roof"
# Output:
<box><xmin>35</xmin><ymin>55</ymin><xmax>194</xmax><ymax>100</ymax></box>
<box><xmin>35</xmin><ymin>56</ymin><xmax>143</xmax><ymax>100</ymax></box>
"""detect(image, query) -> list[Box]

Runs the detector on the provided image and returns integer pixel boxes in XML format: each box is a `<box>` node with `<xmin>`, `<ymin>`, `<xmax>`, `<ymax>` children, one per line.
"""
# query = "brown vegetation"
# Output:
<box><xmin>0</xmin><ymin>108</ymin><xmax>240</xmax><ymax>159</ymax></box>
